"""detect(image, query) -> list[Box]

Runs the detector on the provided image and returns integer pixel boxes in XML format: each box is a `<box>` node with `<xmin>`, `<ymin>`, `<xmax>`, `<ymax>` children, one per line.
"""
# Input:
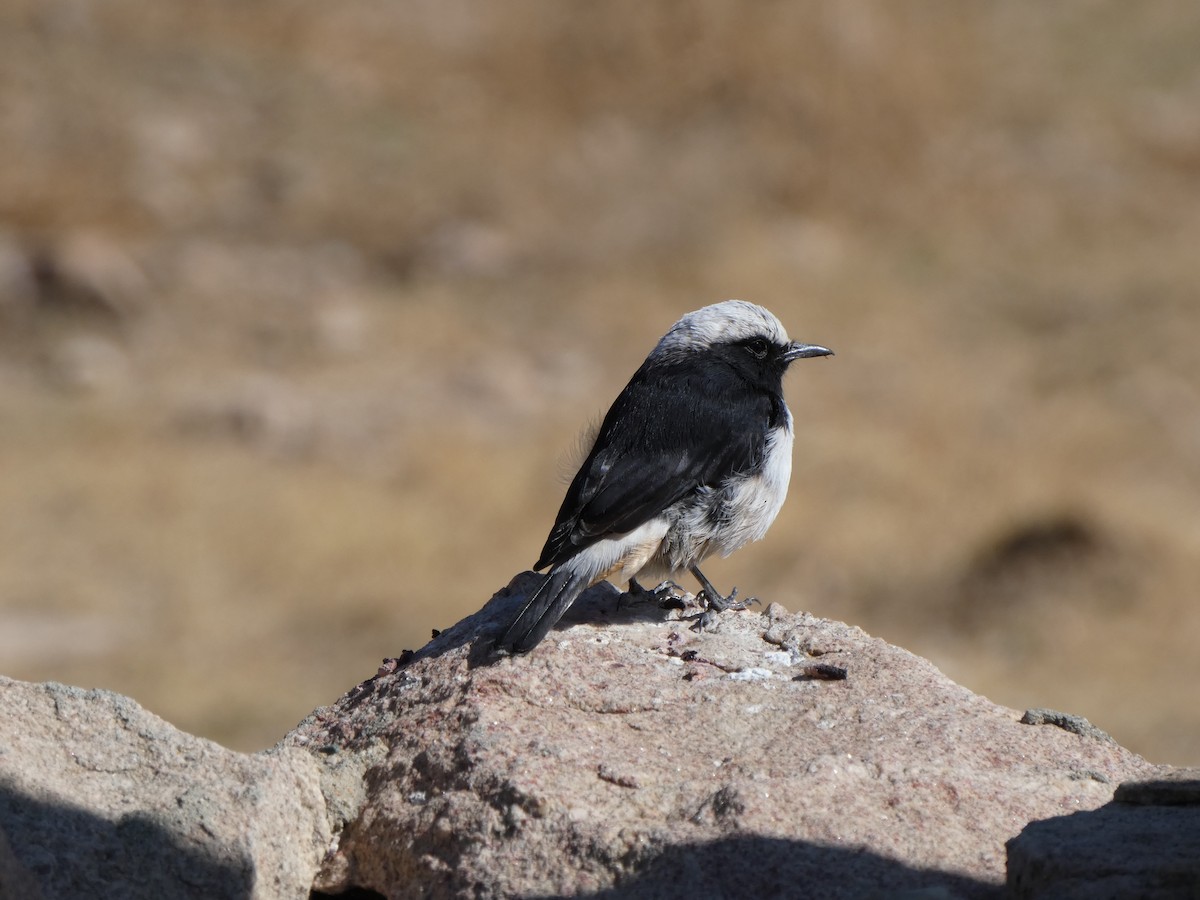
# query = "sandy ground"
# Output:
<box><xmin>1</xmin><ymin>2</ymin><xmax>1198</xmax><ymax>762</ymax></box>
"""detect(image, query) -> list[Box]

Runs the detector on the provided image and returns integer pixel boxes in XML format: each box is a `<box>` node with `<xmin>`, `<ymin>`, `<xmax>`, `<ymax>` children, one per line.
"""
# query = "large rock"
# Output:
<box><xmin>0</xmin><ymin>679</ymin><xmax>331</xmax><ymax>899</ymax></box>
<box><xmin>286</xmin><ymin>573</ymin><xmax>1155</xmax><ymax>899</ymax></box>
<box><xmin>3</xmin><ymin>575</ymin><xmax>1182</xmax><ymax>898</ymax></box>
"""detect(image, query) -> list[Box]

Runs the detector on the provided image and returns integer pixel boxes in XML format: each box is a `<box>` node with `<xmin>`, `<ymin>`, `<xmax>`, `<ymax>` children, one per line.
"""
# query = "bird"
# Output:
<box><xmin>497</xmin><ymin>300</ymin><xmax>833</xmax><ymax>654</ymax></box>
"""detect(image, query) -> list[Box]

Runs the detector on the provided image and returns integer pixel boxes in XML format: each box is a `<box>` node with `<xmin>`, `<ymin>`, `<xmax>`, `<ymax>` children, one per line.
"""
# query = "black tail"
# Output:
<box><xmin>498</xmin><ymin>568</ymin><xmax>589</xmax><ymax>653</ymax></box>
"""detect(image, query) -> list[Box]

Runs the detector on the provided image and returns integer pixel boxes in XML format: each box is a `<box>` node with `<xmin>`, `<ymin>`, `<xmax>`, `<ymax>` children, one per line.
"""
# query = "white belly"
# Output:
<box><xmin>648</xmin><ymin>421</ymin><xmax>794</xmax><ymax>578</ymax></box>
<box><xmin>712</xmin><ymin>423</ymin><xmax>794</xmax><ymax>554</ymax></box>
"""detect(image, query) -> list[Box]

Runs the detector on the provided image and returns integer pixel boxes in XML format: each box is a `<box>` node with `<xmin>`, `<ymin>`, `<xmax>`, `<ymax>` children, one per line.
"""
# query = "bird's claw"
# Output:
<box><xmin>687</xmin><ymin>587</ymin><xmax>760</xmax><ymax>631</ymax></box>
<box><xmin>698</xmin><ymin>586</ymin><xmax>759</xmax><ymax>613</ymax></box>
<box><xmin>622</xmin><ymin>578</ymin><xmax>685</xmax><ymax>609</ymax></box>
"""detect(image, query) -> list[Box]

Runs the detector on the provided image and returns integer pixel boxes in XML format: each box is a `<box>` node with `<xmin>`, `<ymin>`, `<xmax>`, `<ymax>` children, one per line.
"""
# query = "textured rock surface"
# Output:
<box><xmin>1007</xmin><ymin>767</ymin><xmax>1200</xmax><ymax>898</ymax></box>
<box><xmin>0</xmin><ymin>678</ymin><xmax>331</xmax><ymax>900</ymax></box>
<box><xmin>287</xmin><ymin>572</ymin><xmax>1156</xmax><ymax>899</ymax></box>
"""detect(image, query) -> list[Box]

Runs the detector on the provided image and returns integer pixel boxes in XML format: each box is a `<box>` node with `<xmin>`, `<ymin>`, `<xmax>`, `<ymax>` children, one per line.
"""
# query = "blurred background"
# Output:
<box><xmin>1</xmin><ymin>1</ymin><xmax>1198</xmax><ymax>763</ymax></box>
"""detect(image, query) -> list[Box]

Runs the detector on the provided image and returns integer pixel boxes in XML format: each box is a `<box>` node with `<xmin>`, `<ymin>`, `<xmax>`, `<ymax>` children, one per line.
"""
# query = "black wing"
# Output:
<box><xmin>534</xmin><ymin>357</ymin><xmax>777</xmax><ymax>570</ymax></box>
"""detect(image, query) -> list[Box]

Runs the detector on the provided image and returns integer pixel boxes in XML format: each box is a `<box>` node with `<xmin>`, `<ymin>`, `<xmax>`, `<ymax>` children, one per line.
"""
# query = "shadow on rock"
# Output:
<box><xmin>380</xmin><ymin>571</ymin><xmax>678</xmax><ymax>672</ymax></box>
<box><xmin>1007</xmin><ymin>774</ymin><xmax>1200</xmax><ymax>897</ymax></box>
<box><xmin>573</xmin><ymin>833</ymin><xmax>997</xmax><ymax>900</ymax></box>
<box><xmin>0</xmin><ymin>787</ymin><xmax>254</xmax><ymax>899</ymax></box>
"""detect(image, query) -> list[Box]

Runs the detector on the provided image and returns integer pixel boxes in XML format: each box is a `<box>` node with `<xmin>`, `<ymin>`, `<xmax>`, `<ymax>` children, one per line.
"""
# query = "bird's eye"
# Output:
<box><xmin>746</xmin><ymin>338</ymin><xmax>769</xmax><ymax>359</ymax></box>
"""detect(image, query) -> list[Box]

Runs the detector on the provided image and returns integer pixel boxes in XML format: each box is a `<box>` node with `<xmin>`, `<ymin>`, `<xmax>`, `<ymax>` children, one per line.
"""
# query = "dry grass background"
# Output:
<box><xmin>1</xmin><ymin>2</ymin><xmax>1198</xmax><ymax>762</ymax></box>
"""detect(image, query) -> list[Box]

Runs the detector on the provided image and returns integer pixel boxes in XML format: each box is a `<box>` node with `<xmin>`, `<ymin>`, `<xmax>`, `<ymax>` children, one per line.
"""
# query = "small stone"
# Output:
<box><xmin>762</xmin><ymin>602</ymin><xmax>789</xmax><ymax>621</ymax></box>
<box><xmin>1019</xmin><ymin>708</ymin><xmax>1115</xmax><ymax>744</ymax></box>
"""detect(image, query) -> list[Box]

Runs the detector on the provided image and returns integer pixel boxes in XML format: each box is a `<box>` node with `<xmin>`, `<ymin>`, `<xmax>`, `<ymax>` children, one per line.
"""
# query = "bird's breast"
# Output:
<box><xmin>656</xmin><ymin>422</ymin><xmax>794</xmax><ymax>572</ymax></box>
<box><xmin>716</xmin><ymin>422</ymin><xmax>794</xmax><ymax>551</ymax></box>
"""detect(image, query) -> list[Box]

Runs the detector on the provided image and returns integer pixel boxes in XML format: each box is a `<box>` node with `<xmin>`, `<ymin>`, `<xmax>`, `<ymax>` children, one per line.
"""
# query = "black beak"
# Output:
<box><xmin>783</xmin><ymin>342</ymin><xmax>834</xmax><ymax>362</ymax></box>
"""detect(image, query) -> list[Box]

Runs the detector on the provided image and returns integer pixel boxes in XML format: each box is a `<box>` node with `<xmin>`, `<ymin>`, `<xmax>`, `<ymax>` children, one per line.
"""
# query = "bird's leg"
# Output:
<box><xmin>689</xmin><ymin>565</ymin><xmax>755</xmax><ymax>611</ymax></box>
<box><xmin>687</xmin><ymin>565</ymin><xmax>759</xmax><ymax>630</ymax></box>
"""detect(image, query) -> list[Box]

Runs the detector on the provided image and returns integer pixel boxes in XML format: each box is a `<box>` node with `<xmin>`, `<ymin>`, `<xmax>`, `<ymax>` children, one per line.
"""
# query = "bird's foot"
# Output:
<box><xmin>700</xmin><ymin>585</ymin><xmax>761</xmax><ymax>613</ymax></box>
<box><xmin>622</xmin><ymin>577</ymin><xmax>686</xmax><ymax>609</ymax></box>
<box><xmin>686</xmin><ymin>566</ymin><xmax>761</xmax><ymax>631</ymax></box>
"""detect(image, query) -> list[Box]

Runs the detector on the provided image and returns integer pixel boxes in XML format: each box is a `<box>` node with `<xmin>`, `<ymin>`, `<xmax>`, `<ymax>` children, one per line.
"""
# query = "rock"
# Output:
<box><xmin>1</xmin><ymin>577</ymin><xmax>1178</xmax><ymax>899</ymax></box>
<box><xmin>1007</xmin><ymin>767</ymin><xmax>1200</xmax><ymax>898</ymax></box>
<box><xmin>0</xmin><ymin>678</ymin><xmax>331</xmax><ymax>899</ymax></box>
<box><xmin>1113</xmin><ymin>766</ymin><xmax>1200</xmax><ymax>806</ymax></box>
<box><xmin>286</xmin><ymin>573</ymin><xmax>1155</xmax><ymax>899</ymax></box>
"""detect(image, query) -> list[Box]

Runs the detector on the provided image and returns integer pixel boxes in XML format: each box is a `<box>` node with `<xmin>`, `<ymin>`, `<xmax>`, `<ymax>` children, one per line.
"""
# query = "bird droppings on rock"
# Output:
<box><xmin>727</xmin><ymin>666</ymin><xmax>774</xmax><ymax>681</ymax></box>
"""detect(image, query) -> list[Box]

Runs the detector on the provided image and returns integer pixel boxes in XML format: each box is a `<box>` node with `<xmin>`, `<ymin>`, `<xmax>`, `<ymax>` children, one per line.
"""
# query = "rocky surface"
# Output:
<box><xmin>287</xmin><ymin>573</ymin><xmax>1156</xmax><ymax>899</ymax></box>
<box><xmin>4</xmin><ymin>574</ymin><xmax>1191</xmax><ymax>899</ymax></box>
<box><xmin>0</xmin><ymin>679</ymin><xmax>330</xmax><ymax>899</ymax></box>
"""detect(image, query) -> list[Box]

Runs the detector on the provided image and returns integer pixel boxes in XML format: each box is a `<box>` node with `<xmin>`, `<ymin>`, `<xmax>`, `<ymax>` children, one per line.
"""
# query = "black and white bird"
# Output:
<box><xmin>498</xmin><ymin>300</ymin><xmax>832</xmax><ymax>654</ymax></box>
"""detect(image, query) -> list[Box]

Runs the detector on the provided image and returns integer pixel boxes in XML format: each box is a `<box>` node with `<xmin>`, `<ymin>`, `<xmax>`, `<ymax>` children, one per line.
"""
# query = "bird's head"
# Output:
<box><xmin>654</xmin><ymin>300</ymin><xmax>833</xmax><ymax>380</ymax></box>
